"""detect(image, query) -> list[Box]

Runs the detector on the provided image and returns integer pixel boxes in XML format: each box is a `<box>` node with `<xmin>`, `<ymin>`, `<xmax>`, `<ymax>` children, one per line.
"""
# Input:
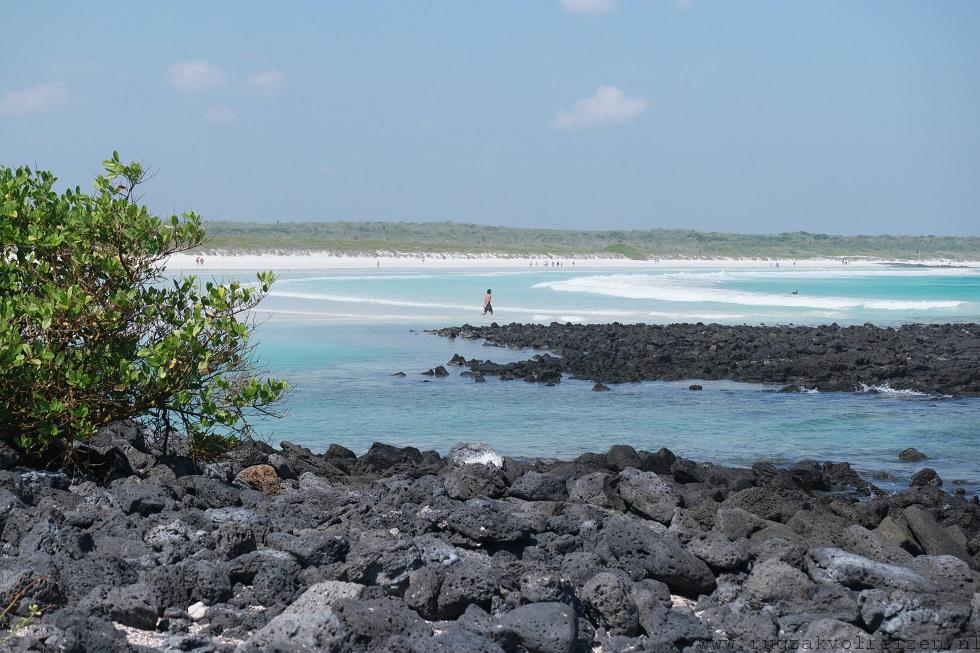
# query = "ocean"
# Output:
<box><xmin>204</xmin><ymin>263</ymin><xmax>980</xmax><ymax>495</ymax></box>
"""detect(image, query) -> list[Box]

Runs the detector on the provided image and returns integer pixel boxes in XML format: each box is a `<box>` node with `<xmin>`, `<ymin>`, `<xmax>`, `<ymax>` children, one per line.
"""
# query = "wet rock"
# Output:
<box><xmin>448</xmin><ymin>442</ymin><xmax>503</xmax><ymax>467</ymax></box>
<box><xmin>279</xmin><ymin>441</ymin><xmax>346</xmax><ymax>478</ymax></box>
<box><xmin>592</xmin><ymin>383</ymin><xmax>610</xmax><ymax>392</ymax></box>
<box><xmin>899</xmin><ymin>447</ymin><xmax>928</xmax><ymax>462</ymax></box>
<box><xmin>910</xmin><ymin>468</ymin><xmax>942</xmax><ymax>487</ymax></box>
<box><xmin>357</xmin><ymin>442</ymin><xmax>424</xmax><ymax>474</ymax></box>
<box><xmin>432</xmin><ymin>323</ymin><xmax>980</xmax><ymax>396</ymax></box>
<box><xmin>605</xmin><ymin>445</ymin><xmax>642</xmax><ymax>471</ymax></box>
<box><xmin>688</xmin><ymin>384</ymin><xmax>703</xmax><ymax>391</ymax></box>
<box><xmin>6</xmin><ymin>431</ymin><xmax>980</xmax><ymax>652</ymax></box>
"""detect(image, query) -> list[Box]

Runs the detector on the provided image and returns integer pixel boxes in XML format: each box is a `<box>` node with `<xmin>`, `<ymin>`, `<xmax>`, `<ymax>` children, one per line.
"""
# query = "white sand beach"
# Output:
<box><xmin>166</xmin><ymin>251</ymin><xmax>979</xmax><ymax>272</ymax></box>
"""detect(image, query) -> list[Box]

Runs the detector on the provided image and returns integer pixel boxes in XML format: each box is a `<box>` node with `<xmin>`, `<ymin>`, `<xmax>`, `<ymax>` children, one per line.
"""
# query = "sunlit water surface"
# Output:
<box><xmin>172</xmin><ymin>263</ymin><xmax>980</xmax><ymax>495</ymax></box>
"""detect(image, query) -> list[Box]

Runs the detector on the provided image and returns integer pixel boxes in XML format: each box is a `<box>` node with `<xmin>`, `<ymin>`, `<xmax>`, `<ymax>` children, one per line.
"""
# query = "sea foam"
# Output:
<box><xmin>534</xmin><ymin>275</ymin><xmax>963</xmax><ymax>311</ymax></box>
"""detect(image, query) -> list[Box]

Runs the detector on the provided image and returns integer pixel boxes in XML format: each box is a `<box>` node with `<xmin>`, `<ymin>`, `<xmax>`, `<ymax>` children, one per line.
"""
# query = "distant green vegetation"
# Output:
<box><xmin>197</xmin><ymin>220</ymin><xmax>980</xmax><ymax>260</ymax></box>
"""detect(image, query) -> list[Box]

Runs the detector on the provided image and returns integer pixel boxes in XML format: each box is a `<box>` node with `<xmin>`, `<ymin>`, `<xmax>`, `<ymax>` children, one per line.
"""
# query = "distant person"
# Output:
<box><xmin>482</xmin><ymin>289</ymin><xmax>493</xmax><ymax>315</ymax></box>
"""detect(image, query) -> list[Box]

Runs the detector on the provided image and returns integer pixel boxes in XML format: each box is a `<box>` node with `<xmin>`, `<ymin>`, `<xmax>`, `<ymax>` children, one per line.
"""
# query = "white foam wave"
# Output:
<box><xmin>276</xmin><ymin>270</ymin><xmax>549</xmax><ymax>284</ymax></box>
<box><xmin>647</xmin><ymin>311</ymin><xmax>748</xmax><ymax>320</ymax></box>
<box><xmin>272</xmin><ymin>290</ymin><xmax>644</xmax><ymax>317</ymax></box>
<box><xmin>254</xmin><ymin>308</ymin><xmax>454</xmax><ymax>321</ymax></box>
<box><xmin>657</xmin><ymin>267</ymin><xmax>979</xmax><ymax>282</ymax></box>
<box><xmin>858</xmin><ymin>383</ymin><xmax>929</xmax><ymax>397</ymax></box>
<box><xmin>534</xmin><ymin>275</ymin><xmax>962</xmax><ymax>311</ymax></box>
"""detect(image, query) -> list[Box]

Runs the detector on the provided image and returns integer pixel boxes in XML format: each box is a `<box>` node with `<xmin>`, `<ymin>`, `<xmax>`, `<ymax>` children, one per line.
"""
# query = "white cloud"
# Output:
<box><xmin>560</xmin><ymin>0</ymin><xmax>616</xmax><ymax>15</ymax></box>
<box><xmin>246</xmin><ymin>70</ymin><xmax>285</xmax><ymax>95</ymax></box>
<box><xmin>203</xmin><ymin>105</ymin><xmax>237</xmax><ymax>123</ymax></box>
<box><xmin>554</xmin><ymin>85</ymin><xmax>649</xmax><ymax>130</ymax></box>
<box><xmin>0</xmin><ymin>82</ymin><xmax>68</xmax><ymax>117</ymax></box>
<box><xmin>168</xmin><ymin>60</ymin><xmax>223</xmax><ymax>92</ymax></box>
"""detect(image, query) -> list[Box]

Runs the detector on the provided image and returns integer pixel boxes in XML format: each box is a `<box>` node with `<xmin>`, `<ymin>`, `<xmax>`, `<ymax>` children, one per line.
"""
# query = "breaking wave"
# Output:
<box><xmin>534</xmin><ymin>275</ymin><xmax>962</xmax><ymax>311</ymax></box>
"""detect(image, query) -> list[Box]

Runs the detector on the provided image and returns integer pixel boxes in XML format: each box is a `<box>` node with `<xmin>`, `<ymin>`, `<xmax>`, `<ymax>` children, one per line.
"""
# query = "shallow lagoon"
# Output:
<box><xmin>203</xmin><ymin>264</ymin><xmax>980</xmax><ymax>495</ymax></box>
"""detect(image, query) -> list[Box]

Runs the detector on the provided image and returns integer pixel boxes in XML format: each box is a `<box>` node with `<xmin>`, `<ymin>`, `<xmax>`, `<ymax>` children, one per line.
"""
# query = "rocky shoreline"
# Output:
<box><xmin>432</xmin><ymin>323</ymin><xmax>980</xmax><ymax>395</ymax></box>
<box><xmin>1</xmin><ymin>423</ymin><xmax>979</xmax><ymax>652</ymax></box>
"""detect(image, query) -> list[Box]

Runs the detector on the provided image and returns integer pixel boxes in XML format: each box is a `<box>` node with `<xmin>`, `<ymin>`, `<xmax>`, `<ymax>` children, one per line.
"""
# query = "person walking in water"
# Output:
<box><xmin>482</xmin><ymin>289</ymin><xmax>493</xmax><ymax>315</ymax></box>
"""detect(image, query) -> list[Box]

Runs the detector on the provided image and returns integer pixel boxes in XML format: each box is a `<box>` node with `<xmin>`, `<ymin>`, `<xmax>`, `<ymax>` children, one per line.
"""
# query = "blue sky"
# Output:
<box><xmin>2</xmin><ymin>1</ymin><xmax>978</xmax><ymax>235</ymax></box>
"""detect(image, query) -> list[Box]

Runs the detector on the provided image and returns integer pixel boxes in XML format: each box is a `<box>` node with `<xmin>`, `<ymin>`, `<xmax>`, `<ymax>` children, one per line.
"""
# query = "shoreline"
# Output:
<box><xmin>166</xmin><ymin>251</ymin><xmax>980</xmax><ymax>272</ymax></box>
<box><xmin>2</xmin><ymin>427</ymin><xmax>978</xmax><ymax>651</ymax></box>
<box><xmin>434</xmin><ymin>322</ymin><xmax>980</xmax><ymax>396</ymax></box>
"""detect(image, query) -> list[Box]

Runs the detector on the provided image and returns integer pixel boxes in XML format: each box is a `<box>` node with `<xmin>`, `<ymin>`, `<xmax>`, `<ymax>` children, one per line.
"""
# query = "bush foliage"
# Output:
<box><xmin>198</xmin><ymin>220</ymin><xmax>980</xmax><ymax>259</ymax></box>
<box><xmin>0</xmin><ymin>153</ymin><xmax>286</xmax><ymax>459</ymax></box>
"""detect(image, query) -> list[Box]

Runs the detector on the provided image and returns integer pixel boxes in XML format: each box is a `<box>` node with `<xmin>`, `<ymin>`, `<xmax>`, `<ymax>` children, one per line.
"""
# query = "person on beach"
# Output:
<box><xmin>482</xmin><ymin>289</ymin><xmax>493</xmax><ymax>315</ymax></box>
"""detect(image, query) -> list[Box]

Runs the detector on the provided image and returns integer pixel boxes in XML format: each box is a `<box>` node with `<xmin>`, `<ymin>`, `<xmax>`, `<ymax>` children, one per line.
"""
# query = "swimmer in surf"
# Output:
<box><xmin>482</xmin><ymin>289</ymin><xmax>493</xmax><ymax>315</ymax></box>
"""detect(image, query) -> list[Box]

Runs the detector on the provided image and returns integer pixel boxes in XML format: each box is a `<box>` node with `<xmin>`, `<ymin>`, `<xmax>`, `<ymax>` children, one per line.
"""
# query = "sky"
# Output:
<box><xmin>1</xmin><ymin>1</ymin><xmax>979</xmax><ymax>236</ymax></box>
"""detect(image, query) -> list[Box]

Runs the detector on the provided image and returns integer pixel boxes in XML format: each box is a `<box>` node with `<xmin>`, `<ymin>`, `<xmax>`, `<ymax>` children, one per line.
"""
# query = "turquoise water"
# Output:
<box><xmin>192</xmin><ymin>264</ymin><xmax>980</xmax><ymax>495</ymax></box>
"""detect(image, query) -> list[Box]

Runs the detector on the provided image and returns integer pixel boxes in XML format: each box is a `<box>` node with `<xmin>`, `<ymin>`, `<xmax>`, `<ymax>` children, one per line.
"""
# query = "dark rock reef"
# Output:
<box><xmin>433</xmin><ymin>322</ymin><xmax>980</xmax><ymax>395</ymax></box>
<box><xmin>1</xmin><ymin>422</ymin><xmax>979</xmax><ymax>652</ymax></box>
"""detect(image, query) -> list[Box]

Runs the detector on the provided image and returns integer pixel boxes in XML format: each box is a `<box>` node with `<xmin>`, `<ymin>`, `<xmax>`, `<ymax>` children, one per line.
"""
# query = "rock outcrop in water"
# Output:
<box><xmin>433</xmin><ymin>322</ymin><xmax>980</xmax><ymax>395</ymax></box>
<box><xmin>2</xmin><ymin>421</ymin><xmax>979</xmax><ymax>651</ymax></box>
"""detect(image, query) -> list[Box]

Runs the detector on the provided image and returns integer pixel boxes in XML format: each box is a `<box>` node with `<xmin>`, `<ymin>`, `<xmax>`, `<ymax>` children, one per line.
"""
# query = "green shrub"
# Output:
<box><xmin>604</xmin><ymin>242</ymin><xmax>645</xmax><ymax>259</ymax></box>
<box><xmin>0</xmin><ymin>153</ymin><xmax>287</xmax><ymax>461</ymax></box>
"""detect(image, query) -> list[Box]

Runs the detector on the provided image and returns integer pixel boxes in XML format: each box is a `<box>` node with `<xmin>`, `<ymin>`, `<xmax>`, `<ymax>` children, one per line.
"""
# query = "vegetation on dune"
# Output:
<box><xmin>0</xmin><ymin>154</ymin><xmax>286</xmax><ymax>462</ymax></box>
<box><xmin>197</xmin><ymin>220</ymin><xmax>980</xmax><ymax>260</ymax></box>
